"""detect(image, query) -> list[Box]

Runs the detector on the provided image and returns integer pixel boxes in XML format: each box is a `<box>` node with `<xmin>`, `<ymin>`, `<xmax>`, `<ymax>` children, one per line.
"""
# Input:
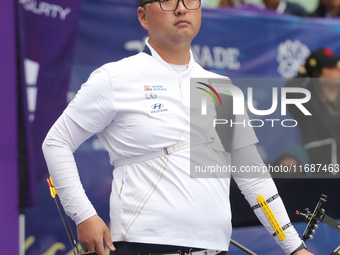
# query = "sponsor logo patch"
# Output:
<box><xmin>145</xmin><ymin>92</ymin><xmax>157</xmax><ymax>100</ymax></box>
<box><xmin>145</xmin><ymin>101</ymin><xmax>169</xmax><ymax>116</ymax></box>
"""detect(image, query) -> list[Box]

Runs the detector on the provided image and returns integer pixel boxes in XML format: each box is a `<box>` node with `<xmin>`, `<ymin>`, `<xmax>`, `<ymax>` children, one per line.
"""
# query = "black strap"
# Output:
<box><xmin>272</xmin><ymin>222</ymin><xmax>292</xmax><ymax>237</ymax></box>
<box><xmin>251</xmin><ymin>193</ymin><xmax>280</xmax><ymax>210</ymax></box>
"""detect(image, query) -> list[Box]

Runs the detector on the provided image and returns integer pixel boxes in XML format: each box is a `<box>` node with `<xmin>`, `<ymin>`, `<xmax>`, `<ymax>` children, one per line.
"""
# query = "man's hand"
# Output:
<box><xmin>293</xmin><ymin>249</ymin><xmax>314</xmax><ymax>255</ymax></box>
<box><xmin>77</xmin><ymin>215</ymin><xmax>115</xmax><ymax>255</ymax></box>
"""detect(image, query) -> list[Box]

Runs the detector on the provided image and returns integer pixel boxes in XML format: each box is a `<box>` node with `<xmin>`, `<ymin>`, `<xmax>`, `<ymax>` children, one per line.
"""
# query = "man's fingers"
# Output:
<box><xmin>103</xmin><ymin>227</ymin><xmax>115</xmax><ymax>251</ymax></box>
<box><xmin>80</xmin><ymin>242</ymin><xmax>95</xmax><ymax>253</ymax></box>
<box><xmin>95</xmin><ymin>242</ymin><xmax>105</xmax><ymax>255</ymax></box>
<box><xmin>80</xmin><ymin>239</ymin><xmax>110</xmax><ymax>255</ymax></box>
<box><xmin>76</xmin><ymin>215</ymin><xmax>114</xmax><ymax>254</ymax></box>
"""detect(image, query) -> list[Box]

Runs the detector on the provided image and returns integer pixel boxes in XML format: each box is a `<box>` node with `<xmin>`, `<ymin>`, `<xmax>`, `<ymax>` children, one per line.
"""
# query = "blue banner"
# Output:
<box><xmin>69</xmin><ymin>1</ymin><xmax>340</xmax><ymax>164</ymax></box>
<box><xmin>18</xmin><ymin>0</ymin><xmax>83</xmax><ymax>205</ymax></box>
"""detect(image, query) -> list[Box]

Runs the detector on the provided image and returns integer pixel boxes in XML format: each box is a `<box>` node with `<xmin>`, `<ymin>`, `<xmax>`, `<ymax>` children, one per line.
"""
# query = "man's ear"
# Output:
<box><xmin>137</xmin><ymin>7</ymin><xmax>148</xmax><ymax>30</ymax></box>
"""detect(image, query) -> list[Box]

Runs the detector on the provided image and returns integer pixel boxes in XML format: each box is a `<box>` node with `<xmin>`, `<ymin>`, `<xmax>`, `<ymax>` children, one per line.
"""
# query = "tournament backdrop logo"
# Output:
<box><xmin>277</xmin><ymin>40</ymin><xmax>310</xmax><ymax>78</ymax></box>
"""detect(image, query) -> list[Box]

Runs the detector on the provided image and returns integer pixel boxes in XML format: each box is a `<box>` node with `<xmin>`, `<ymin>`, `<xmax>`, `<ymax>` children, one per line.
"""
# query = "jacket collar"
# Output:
<box><xmin>142</xmin><ymin>37</ymin><xmax>196</xmax><ymax>70</ymax></box>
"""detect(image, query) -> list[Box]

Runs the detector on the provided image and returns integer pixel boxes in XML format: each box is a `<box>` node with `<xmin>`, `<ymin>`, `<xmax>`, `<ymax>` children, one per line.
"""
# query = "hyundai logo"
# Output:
<box><xmin>151</xmin><ymin>103</ymin><xmax>164</xmax><ymax>109</ymax></box>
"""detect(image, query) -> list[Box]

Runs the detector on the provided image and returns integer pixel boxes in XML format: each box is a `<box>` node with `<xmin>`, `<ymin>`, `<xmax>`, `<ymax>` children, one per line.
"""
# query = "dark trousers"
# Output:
<box><xmin>110</xmin><ymin>242</ymin><xmax>229</xmax><ymax>255</ymax></box>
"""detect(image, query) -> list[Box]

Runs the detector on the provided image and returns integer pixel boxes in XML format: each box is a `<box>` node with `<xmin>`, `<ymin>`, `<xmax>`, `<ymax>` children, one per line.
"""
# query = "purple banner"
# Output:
<box><xmin>18</xmin><ymin>0</ymin><xmax>83</xmax><ymax>204</ymax></box>
<box><xmin>0</xmin><ymin>1</ymin><xmax>18</xmax><ymax>254</ymax></box>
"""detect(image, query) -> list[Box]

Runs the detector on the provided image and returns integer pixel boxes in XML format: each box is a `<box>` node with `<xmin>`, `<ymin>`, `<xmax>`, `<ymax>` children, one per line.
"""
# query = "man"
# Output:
<box><xmin>219</xmin><ymin>0</ymin><xmax>244</xmax><ymax>7</ymax></box>
<box><xmin>287</xmin><ymin>48</ymin><xmax>340</xmax><ymax>171</ymax></box>
<box><xmin>309</xmin><ymin>0</ymin><xmax>340</xmax><ymax>18</ymax></box>
<box><xmin>42</xmin><ymin>0</ymin><xmax>313</xmax><ymax>254</ymax></box>
<box><xmin>262</xmin><ymin>0</ymin><xmax>307</xmax><ymax>16</ymax></box>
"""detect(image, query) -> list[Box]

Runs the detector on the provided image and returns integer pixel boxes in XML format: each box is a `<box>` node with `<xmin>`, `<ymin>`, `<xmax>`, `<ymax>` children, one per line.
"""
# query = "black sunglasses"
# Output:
<box><xmin>140</xmin><ymin>0</ymin><xmax>201</xmax><ymax>11</ymax></box>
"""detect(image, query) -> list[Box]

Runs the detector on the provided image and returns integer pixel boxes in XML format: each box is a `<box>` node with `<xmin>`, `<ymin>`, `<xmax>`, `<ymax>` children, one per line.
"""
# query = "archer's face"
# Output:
<box><xmin>138</xmin><ymin>0</ymin><xmax>201</xmax><ymax>47</ymax></box>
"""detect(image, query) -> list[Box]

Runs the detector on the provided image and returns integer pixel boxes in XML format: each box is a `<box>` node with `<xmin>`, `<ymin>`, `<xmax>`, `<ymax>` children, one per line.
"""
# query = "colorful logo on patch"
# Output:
<box><xmin>144</xmin><ymin>85</ymin><xmax>152</xmax><ymax>92</ymax></box>
<box><xmin>196</xmin><ymin>82</ymin><xmax>223</xmax><ymax>106</ymax></box>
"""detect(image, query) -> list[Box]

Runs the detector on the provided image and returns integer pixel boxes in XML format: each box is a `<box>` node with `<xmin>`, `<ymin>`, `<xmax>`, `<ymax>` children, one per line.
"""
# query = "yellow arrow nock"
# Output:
<box><xmin>46</xmin><ymin>178</ymin><xmax>57</xmax><ymax>199</ymax></box>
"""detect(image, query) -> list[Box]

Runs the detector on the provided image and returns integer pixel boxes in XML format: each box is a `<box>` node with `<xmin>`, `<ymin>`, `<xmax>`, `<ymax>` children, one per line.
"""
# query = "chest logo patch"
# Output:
<box><xmin>143</xmin><ymin>85</ymin><xmax>168</xmax><ymax>93</ymax></box>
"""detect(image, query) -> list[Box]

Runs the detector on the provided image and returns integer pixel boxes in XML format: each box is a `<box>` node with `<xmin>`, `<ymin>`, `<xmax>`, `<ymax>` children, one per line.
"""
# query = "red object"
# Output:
<box><xmin>296</xmin><ymin>210</ymin><xmax>300</xmax><ymax>215</ymax></box>
<box><xmin>323</xmin><ymin>48</ymin><xmax>334</xmax><ymax>57</ymax></box>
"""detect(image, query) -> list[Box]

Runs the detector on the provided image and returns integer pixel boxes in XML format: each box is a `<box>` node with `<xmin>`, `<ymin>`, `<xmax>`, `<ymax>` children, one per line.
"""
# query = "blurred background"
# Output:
<box><xmin>2</xmin><ymin>0</ymin><xmax>340</xmax><ymax>254</ymax></box>
<box><xmin>203</xmin><ymin>0</ymin><xmax>318</xmax><ymax>11</ymax></box>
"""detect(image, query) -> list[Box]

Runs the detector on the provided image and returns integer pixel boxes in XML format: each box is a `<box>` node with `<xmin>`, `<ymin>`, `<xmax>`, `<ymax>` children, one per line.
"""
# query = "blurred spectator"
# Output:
<box><xmin>219</xmin><ymin>0</ymin><xmax>244</xmax><ymax>7</ymax></box>
<box><xmin>270</xmin><ymin>143</ymin><xmax>310</xmax><ymax>178</ymax></box>
<box><xmin>262</xmin><ymin>0</ymin><xmax>307</xmax><ymax>16</ymax></box>
<box><xmin>309</xmin><ymin>0</ymin><xmax>340</xmax><ymax>18</ymax></box>
<box><xmin>286</xmin><ymin>48</ymin><xmax>340</xmax><ymax>172</ymax></box>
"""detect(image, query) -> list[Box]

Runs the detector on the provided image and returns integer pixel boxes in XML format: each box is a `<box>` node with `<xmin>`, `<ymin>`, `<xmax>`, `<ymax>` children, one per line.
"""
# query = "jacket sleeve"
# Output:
<box><xmin>231</xmin><ymin>144</ymin><xmax>303</xmax><ymax>255</ymax></box>
<box><xmin>42</xmin><ymin>113</ymin><xmax>97</xmax><ymax>225</ymax></box>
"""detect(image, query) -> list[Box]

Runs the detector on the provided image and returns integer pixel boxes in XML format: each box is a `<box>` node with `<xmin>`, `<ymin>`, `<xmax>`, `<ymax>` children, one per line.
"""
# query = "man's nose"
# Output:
<box><xmin>175</xmin><ymin>0</ymin><xmax>187</xmax><ymax>14</ymax></box>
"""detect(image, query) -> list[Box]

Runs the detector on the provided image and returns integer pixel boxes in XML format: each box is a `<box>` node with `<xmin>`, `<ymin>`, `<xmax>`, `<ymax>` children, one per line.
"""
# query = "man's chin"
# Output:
<box><xmin>174</xmin><ymin>30</ymin><xmax>197</xmax><ymax>41</ymax></box>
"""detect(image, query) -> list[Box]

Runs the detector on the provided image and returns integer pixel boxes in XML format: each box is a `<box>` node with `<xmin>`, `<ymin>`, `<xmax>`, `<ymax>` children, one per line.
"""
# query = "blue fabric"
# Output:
<box><xmin>110</xmin><ymin>242</ymin><xmax>229</xmax><ymax>255</ymax></box>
